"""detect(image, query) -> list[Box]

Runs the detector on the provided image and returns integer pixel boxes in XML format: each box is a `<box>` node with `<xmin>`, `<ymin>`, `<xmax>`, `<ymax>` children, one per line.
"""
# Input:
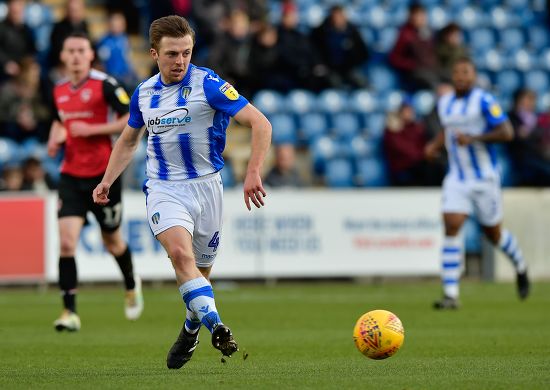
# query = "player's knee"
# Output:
<box><xmin>59</xmin><ymin>235</ymin><xmax>78</xmax><ymax>256</ymax></box>
<box><xmin>168</xmin><ymin>246</ymin><xmax>194</xmax><ymax>269</ymax></box>
<box><xmin>103</xmin><ymin>240</ymin><xmax>126</xmax><ymax>256</ymax></box>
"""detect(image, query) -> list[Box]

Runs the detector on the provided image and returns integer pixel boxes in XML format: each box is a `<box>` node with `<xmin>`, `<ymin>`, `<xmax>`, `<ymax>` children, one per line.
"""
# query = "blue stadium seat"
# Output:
<box><xmin>373</xmin><ymin>27</ymin><xmax>398</xmax><ymax>54</ymax></box>
<box><xmin>468</xmin><ymin>28</ymin><xmax>496</xmax><ymax>55</ymax></box>
<box><xmin>523</xmin><ymin>70</ymin><xmax>550</xmax><ymax>95</ymax></box>
<box><xmin>317</xmin><ymin>89</ymin><xmax>348</xmax><ymax>114</ymax></box>
<box><xmin>42</xmin><ymin>158</ymin><xmax>61</xmax><ymax>184</ymax></box>
<box><xmin>311</xmin><ymin>136</ymin><xmax>338</xmax><ymax>174</ymax></box>
<box><xmin>20</xmin><ymin>138</ymin><xmax>47</xmax><ymax>161</ymax></box>
<box><xmin>349</xmin><ymin>90</ymin><xmax>378</xmax><ymax>113</ymax></box>
<box><xmin>536</xmin><ymin>92</ymin><xmax>550</xmax><ymax>112</ymax></box>
<box><xmin>349</xmin><ymin>135</ymin><xmax>380</xmax><ymax>160</ymax></box>
<box><xmin>252</xmin><ymin>90</ymin><xmax>284</xmax><ymax>115</ymax></box>
<box><xmin>220</xmin><ymin>161</ymin><xmax>235</xmax><ymax>188</ymax></box>
<box><xmin>457</xmin><ymin>6</ymin><xmax>483</xmax><ymax>29</ymax></box>
<box><xmin>304</xmin><ymin>3</ymin><xmax>325</xmax><ymax>28</ymax></box>
<box><xmin>285</xmin><ymin>89</ymin><xmax>316</xmax><ymax>115</ymax></box>
<box><xmin>356</xmin><ymin>157</ymin><xmax>388</xmax><ymax>187</ymax></box>
<box><xmin>367</xmin><ymin>65</ymin><xmax>398</xmax><ymax>93</ymax></box>
<box><xmin>412</xmin><ymin>90</ymin><xmax>436</xmax><ymax>116</ymax></box>
<box><xmin>299</xmin><ymin>112</ymin><xmax>329</xmax><ymax>144</ymax></box>
<box><xmin>527</xmin><ymin>26</ymin><xmax>549</xmax><ymax>53</ymax></box>
<box><xmin>447</xmin><ymin>0</ymin><xmax>469</xmax><ymax>11</ymax></box>
<box><xmin>331</xmin><ymin>112</ymin><xmax>361</xmax><ymax>140</ymax></box>
<box><xmin>380</xmin><ymin>90</ymin><xmax>405</xmax><ymax>112</ymax></box>
<box><xmin>495</xmin><ymin>70</ymin><xmax>521</xmax><ymax>96</ymax></box>
<box><xmin>325</xmin><ymin>158</ymin><xmax>354</xmax><ymax>188</ymax></box>
<box><xmin>269</xmin><ymin>113</ymin><xmax>297</xmax><ymax>145</ymax></box>
<box><xmin>539</xmin><ymin>48</ymin><xmax>550</xmax><ymax>71</ymax></box>
<box><xmin>481</xmin><ymin>48</ymin><xmax>505</xmax><ymax>72</ymax></box>
<box><xmin>499</xmin><ymin>28</ymin><xmax>525</xmax><ymax>54</ymax></box>
<box><xmin>428</xmin><ymin>6</ymin><xmax>449</xmax><ymax>30</ymax></box>
<box><xmin>463</xmin><ymin>217</ymin><xmax>481</xmax><ymax>254</ymax></box>
<box><xmin>506</xmin><ymin>0</ymin><xmax>530</xmax><ymax>11</ymax></box>
<box><xmin>497</xmin><ymin>148</ymin><xmax>518</xmax><ymax>187</ymax></box>
<box><xmin>365</xmin><ymin>6</ymin><xmax>388</xmax><ymax>29</ymax></box>
<box><xmin>364</xmin><ymin>113</ymin><xmax>386</xmax><ymax>140</ymax></box>
<box><xmin>489</xmin><ymin>6</ymin><xmax>518</xmax><ymax>29</ymax></box>
<box><xmin>476</xmin><ymin>71</ymin><xmax>493</xmax><ymax>90</ymax></box>
<box><xmin>0</xmin><ymin>138</ymin><xmax>21</xmax><ymax>166</ymax></box>
<box><xmin>511</xmin><ymin>49</ymin><xmax>536</xmax><ymax>72</ymax></box>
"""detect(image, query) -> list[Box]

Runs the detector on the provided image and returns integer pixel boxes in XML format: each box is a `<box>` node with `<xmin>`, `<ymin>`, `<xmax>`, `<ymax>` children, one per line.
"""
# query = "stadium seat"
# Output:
<box><xmin>367</xmin><ymin>65</ymin><xmax>398</xmax><ymax>93</ymax></box>
<box><xmin>482</xmin><ymin>49</ymin><xmax>505</xmax><ymax>72</ymax></box>
<box><xmin>285</xmin><ymin>89</ymin><xmax>317</xmax><ymax>115</ymax></box>
<box><xmin>380</xmin><ymin>90</ymin><xmax>405</xmax><ymax>112</ymax></box>
<box><xmin>468</xmin><ymin>28</ymin><xmax>496</xmax><ymax>55</ymax></box>
<box><xmin>349</xmin><ymin>90</ymin><xmax>378</xmax><ymax>113</ymax></box>
<box><xmin>536</xmin><ymin>92</ymin><xmax>550</xmax><ymax>112</ymax></box>
<box><xmin>489</xmin><ymin>6</ymin><xmax>518</xmax><ymax>29</ymax></box>
<box><xmin>220</xmin><ymin>161</ymin><xmax>235</xmax><ymax>188</ymax></box>
<box><xmin>252</xmin><ymin>90</ymin><xmax>284</xmax><ymax>115</ymax></box>
<box><xmin>539</xmin><ymin>48</ymin><xmax>550</xmax><ymax>71</ymax></box>
<box><xmin>349</xmin><ymin>135</ymin><xmax>379</xmax><ymax>160</ymax></box>
<box><xmin>373</xmin><ymin>27</ymin><xmax>398</xmax><ymax>54</ymax></box>
<box><xmin>311</xmin><ymin>136</ymin><xmax>338</xmax><ymax>174</ymax></box>
<box><xmin>304</xmin><ymin>3</ymin><xmax>325</xmax><ymax>28</ymax></box>
<box><xmin>412</xmin><ymin>90</ymin><xmax>436</xmax><ymax>116</ymax></box>
<box><xmin>476</xmin><ymin>71</ymin><xmax>493</xmax><ymax>90</ymax></box>
<box><xmin>523</xmin><ymin>70</ymin><xmax>549</xmax><ymax>95</ymax></box>
<box><xmin>527</xmin><ymin>26</ymin><xmax>549</xmax><ymax>53</ymax></box>
<box><xmin>428</xmin><ymin>6</ymin><xmax>449</xmax><ymax>30</ymax></box>
<box><xmin>20</xmin><ymin>138</ymin><xmax>47</xmax><ymax>161</ymax></box>
<box><xmin>42</xmin><ymin>158</ymin><xmax>61</xmax><ymax>184</ymax></box>
<box><xmin>499</xmin><ymin>29</ymin><xmax>525</xmax><ymax>54</ymax></box>
<box><xmin>269</xmin><ymin>113</ymin><xmax>297</xmax><ymax>145</ymax></box>
<box><xmin>299</xmin><ymin>112</ymin><xmax>329</xmax><ymax>145</ymax></box>
<box><xmin>457</xmin><ymin>6</ymin><xmax>483</xmax><ymax>30</ymax></box>
<box><xmin>364</xmin><ymin>113</ymin><xmax>386</xmax><ymax>140</ymax></box>
<box><xmin>447</xmin><ymin>0</ymin><xmax>469</xmax><ymax>12</ymax></box>
<box><xmin>325</xmin><ymin>158</ymin><xmax>354</xmax><ymax>188</ymax></box>
<box><xmin>497</xmin><ymin>148</ymin><xmax>518</xmax><ymax>187</ymax></box>
<box><xmin>356</xmin><ymin>157</ymin><xmax>388</xmax><ymax>187</ymax></box>
<box><xmin>511</xmin><ymin>49</ymin><xmax>536</xmax><ymax>72</ymax></box>
<box><xmin>495</xmin><ymin>70</ymin><xmax>521</xmax><ymax>96</ymax></box>
<box><xmin>506</xmin><ymin>0</ymin><xmax>530</xmax><ymax>11</ymax></box>
<box><xmin>365</xmin><ymin>6</ymin><xmax>388</xmax><ymax>29</ymax></box>
<box><xmin>331</xmin><ymin>112</ymin><xmax>361</xmax><ymax>140</ymax></box>
<box><xmin>317</xmin><ymin>89</ymin><xmax>348</xmax><ymax>114</ymax></box>
<box><xmin>0</xmin><ymin>138</ymin><xmax>21</xmax><ymax>165</ymax></box>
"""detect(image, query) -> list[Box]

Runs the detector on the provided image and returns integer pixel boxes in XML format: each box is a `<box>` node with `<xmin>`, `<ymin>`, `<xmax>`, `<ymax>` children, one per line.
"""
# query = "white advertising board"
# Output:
<box><xmin>45</xmin><ymin>189</ymin><xmax>443</xmax><ymax>282</ymax></box>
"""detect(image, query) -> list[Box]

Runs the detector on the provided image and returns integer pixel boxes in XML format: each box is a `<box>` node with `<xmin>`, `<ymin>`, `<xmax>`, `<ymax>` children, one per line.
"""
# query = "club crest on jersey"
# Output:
<box><xmin>80</xmin><ymin>88</ymin><xmax>92</xmax><ymax>103</ymax></box>
<box><xmin>180</xmin><ymin>86</ymin><xmax>192</xmax><ymax>99</ymax></box>
<box><xmin>151</xmin><ymin>212</ymin><xmax>160</xmax><ymax>225</ymax></box>
<box><xmin>219</xmin><ymin>82</ymin><xmax>239</xmax><ymax>100</ymax></box>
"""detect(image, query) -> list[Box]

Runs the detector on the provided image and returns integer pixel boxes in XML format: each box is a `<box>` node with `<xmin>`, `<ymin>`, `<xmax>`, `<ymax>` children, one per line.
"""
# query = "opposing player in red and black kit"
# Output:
<box><xmin>47</xmin><ymin>32</ymin><xmax>143</xmax><ymax>331</ymax></box>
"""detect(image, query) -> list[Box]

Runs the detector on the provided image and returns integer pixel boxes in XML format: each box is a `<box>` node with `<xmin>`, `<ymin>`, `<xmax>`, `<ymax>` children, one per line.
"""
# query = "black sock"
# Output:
<box><xmin>114</xmin><ymin>246</ymin><xmax>135</xmax><ymax>290</ymax></box>
<box><xmin>59</xmin><ymin>257</ymin><xmax>77</xmax><ymax>313</ymax></box>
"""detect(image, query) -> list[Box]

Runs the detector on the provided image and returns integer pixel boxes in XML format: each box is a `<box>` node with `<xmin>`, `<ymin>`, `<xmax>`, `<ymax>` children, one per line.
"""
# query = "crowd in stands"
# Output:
<box><xmin>0</xmin><ymin>0</ymin><xmax>549</xmax><ymax>192</ymax></box>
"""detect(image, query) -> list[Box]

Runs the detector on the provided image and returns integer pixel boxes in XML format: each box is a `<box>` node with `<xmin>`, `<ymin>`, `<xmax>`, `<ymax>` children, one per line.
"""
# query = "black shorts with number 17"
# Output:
<box><xmin>58</xmin><ymin>173</ymin><xmax>123</xmax><ymax>232</ymax></box>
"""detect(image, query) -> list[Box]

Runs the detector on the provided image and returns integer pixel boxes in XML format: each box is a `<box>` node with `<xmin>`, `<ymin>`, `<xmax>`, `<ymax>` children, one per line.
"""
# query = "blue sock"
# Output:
<box><xmin>179</xmin><ymin>277</ymin><xmax>222</xmax><ymax>334</ymax></box>
<box><xmin>499</xmin><ymin>230</ymin><xmax>527</xmax><ymax>273</ymax></box>
<box><xmin>441</xmin><ymin>236</ymin><xmax>462</xmax><ymax>299</ymax></box>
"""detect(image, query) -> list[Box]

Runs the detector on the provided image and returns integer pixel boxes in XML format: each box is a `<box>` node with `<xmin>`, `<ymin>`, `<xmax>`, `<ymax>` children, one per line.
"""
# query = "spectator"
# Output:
<box><xmin>0</xmin><ymin>164</ymin><xmax>24</xmax><ymax>191</ymax></box>
<box><xmin>97</xmin><ymin>12</ymin><xmax>139</xmax><ymax>92</ymax></box>
<box><xmin>389</xmin><ymin>3</ymin><xmax>442</xmax><ymax>91</ymax></box>
<box><xmin>105</xmin><ymin>0</ymin><xmax>142</xmax><ymax>34</ymax></box>
<box><xmin>0</xmin><ymin>56</ymin><xmax>51</xmax><ymax>143</ymax></box>
<box><xmin>436</xmin><ymin>23</ymin><xmax>469</xmax><ymax>83</ymax></box>
<box><xmin>383</xmin><ymin>101</ymin><xmax>429</xmax><ymax>186</ymax></box>
<box><xmin>21</xmin><ymin>156</ymin><xmax>56</xmax><ymax>191</ymax></box>
<box><xmin>264</xmin><ymin>144</ymin><xmax>305</xmax><ymax>187</ymax></box>
<box><xmin>276</xmin><ymin>1</ymin><xmax>328</xmax><ymax>91</ymax></box>
<box><xmin>248</xmin><ymin>23</ymin><xmax>282</xmax><ymax>93</ymax></box>
<box><xmin>192</xmin><ymin>0</ymin><xmax>232</xmax><ymax>62</ymax></box>
<box><xmin>207</xmin><ymin>9</ymin><xmax>252</xmax><ymax>95</ymax></box>
<box><xmin>48</xmin><ymin>0</ymin><xmax>88</xmax><ymax>72</ymax></box>
<box><xmin>310</xmin><ymin>5</ymin><xmax>368</xmax><ymax>88</ymax></box>
<box><xmin>508</xmin><ymin>88</ymin><xmax>550</xmax><ymax>186</ymax></box>
<box><xmin>0</xmin><ymin>0</ymin><xmax>37</xmax><ymax>80</ymax></box>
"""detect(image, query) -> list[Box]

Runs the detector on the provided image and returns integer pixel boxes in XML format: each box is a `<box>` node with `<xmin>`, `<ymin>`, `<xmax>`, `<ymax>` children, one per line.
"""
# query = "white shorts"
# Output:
<box><xmin>441</xmin><ymin>175</ymin><xmax>503</xmax><ymax>227</ymax></box>
<box><xmin>143</xmin><ymin>172</ymin><xmax>223</xmax><ymax>267</ymax></box>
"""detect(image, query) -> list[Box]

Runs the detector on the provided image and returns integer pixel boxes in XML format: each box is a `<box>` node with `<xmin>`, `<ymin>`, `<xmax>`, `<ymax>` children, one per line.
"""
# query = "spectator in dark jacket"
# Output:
<box><xmin>310</xmin><ymin>5</ymin><xmax>368</xmax><ymax>88</ymax></box>
<box><xmin>508</xmin><ymin>88</ymin><xmax>550</xmax><ymax>186</ymax></box>
<box><xmin>265</xmin><ymin>144</ymin><xmax>305</xmax><ymax>188</ymax></box>
<box><xmin>383</xmin><ymin>101</ymin><xmax>429</xmax><ymax>186</ymax></box>
<box><xmin>248</xmin><ymin>23</ymin><xmax>282</xmax><ymax>93</ymax></box>
<box><xmin>436</xmin><ymin>23</ymin><xmax>469</xmax><ymax>83</ymax></box>
<box><xmin>389</xmin><ymin>3</ymin><xmax>442</xmax><ymax>91</ymax></box>
<box><xmin>48</xmin><ymin>0</ymin><xmax>88</xmax><ymax>71</ymax></box>
<box><xmin>0</xmin><ymin>0</ymin><xmax>37</xmax><ymax>80</ymax></box>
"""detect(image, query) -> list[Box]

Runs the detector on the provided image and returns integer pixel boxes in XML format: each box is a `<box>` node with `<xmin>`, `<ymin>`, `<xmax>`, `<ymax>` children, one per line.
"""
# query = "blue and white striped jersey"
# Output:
<box><xmin>437</xmin><ymin>87</ymin><xmax>507</xmax><ymax>181</ymax></box>
<box><xmin>128</xmin><ymin>64</ymin><xmax>248</xmax><ymax>180</ymax></box>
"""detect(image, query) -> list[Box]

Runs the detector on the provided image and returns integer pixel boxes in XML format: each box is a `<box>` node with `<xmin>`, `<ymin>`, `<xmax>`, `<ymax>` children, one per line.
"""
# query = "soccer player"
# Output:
<box><xmin>47</xmin><ymin>32</ymin><xmax>143</xmax><ymax>331</ymax></box>
<box><xmin>425</xmin><ymin>57</ymin><xmax>530</xmax><ymax>309</ymax></box>
<box><xmin>92</xmin><ymin>16</ymin><xmax>271</xmax><ymax>368</ymax></box>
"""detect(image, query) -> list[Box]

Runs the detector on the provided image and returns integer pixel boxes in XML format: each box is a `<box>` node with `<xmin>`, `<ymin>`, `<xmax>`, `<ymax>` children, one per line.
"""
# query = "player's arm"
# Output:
<box><xmin>71</xmin><ymin>77</ymin><xmax>131</xmax><ymax>137</ymax></box>
<box><xmin>467</xmin><ymin>120</ymin><xmax>513</xmax><ymax>143</ymax></box>
<box><xmin>93</xmin><ymin>124</ymin><xmax>146</xmax><ymax>205</ymax></box>
<box><xmin>424</xmin><ymin>109</ymin><xmax>445</xmax><ymax>160</ymax></box>
<box><xmin>47</xmin><ymin>119</ymin><xmax>67</xmax><ymax>157</ymax></box>
<box><xmin>233</xmin><ymin>104</ymin><xmax>272</xmax><ymax>210</ymax></box>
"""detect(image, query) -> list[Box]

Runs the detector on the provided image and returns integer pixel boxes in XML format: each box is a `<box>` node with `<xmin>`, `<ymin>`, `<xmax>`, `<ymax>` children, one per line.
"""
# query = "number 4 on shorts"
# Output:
<box><xmin>208</xmin><ymin>231</ymin><xmax>220</xmax><ymax>252</ymax></box>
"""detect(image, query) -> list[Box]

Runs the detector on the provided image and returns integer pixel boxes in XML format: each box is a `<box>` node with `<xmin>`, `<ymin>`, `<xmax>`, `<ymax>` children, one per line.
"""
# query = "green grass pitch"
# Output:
<box><xmin>1</xmin><ymin>281</ymin><xmax>549</xmax><ymax>389</ymax></box>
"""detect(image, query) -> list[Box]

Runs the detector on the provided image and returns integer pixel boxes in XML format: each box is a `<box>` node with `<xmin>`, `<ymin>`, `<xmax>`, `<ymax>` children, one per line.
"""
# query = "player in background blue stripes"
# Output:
<box><xmin>425</xmin><ymin>57</ymin><xmax>529</xmax><ymax>309</ymax></box>
<box><xmin>93</xmin><ymin>15</ymin><xmax>272</xmax><ymax>367</ymax></box>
